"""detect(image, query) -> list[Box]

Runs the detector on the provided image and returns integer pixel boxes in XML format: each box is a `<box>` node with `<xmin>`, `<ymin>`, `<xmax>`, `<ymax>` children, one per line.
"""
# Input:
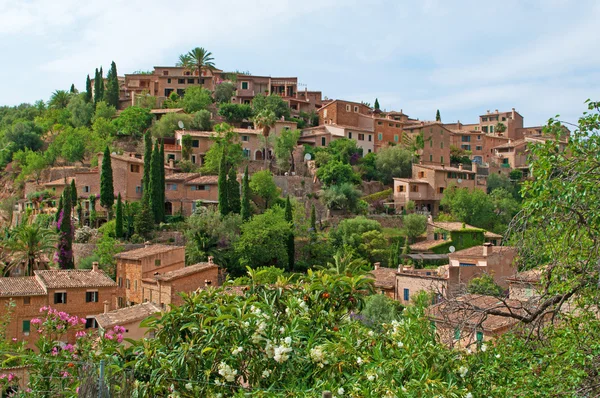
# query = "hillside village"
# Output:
<box><xmin>0</xmin><ymin>46</ymin><xmax>597</xmax><ymax>397</ymax></box>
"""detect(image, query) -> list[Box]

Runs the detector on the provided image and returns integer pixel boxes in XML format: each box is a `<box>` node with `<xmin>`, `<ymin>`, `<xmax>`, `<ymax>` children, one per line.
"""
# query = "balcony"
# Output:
<box><xmin>500</xmin><ymin>163</ymin><xmax>511</xmax><ymax>168</ymax></box>
<box><xmin>164</xmin><ymin>144</ymin><xmax>182</xmax><ymax>151</ymax></box>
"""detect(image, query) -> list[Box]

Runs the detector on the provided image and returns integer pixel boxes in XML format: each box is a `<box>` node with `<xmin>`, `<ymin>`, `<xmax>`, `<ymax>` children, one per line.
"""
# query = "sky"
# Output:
<box><xmin>1</xmin><ymin>0</ymin><xmax>599</xmax><ymax>126</ymax></box>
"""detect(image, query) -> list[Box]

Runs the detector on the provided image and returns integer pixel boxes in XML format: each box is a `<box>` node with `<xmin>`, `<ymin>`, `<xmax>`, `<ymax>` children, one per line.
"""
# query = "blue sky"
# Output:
<box><xmin>1</xmin><ymin>0</ymin><xmax>598</xmax><ymax>126</ymax></box>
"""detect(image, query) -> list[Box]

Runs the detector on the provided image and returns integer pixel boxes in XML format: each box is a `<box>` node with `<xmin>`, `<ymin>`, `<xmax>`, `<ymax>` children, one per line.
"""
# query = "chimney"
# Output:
<box><xmin>92</xmin><ymin>262</ymin><xmax>99</xmax><ymax>272</ymax></box>
<box><xmin>486</xmin><ymin>110</ymin><xmax>490</xmax><ymax>114</ymax></box>
<box><xmin>483</xmin><ymin>242</ymin><xmax>493</xmax><ymax>256</ymax></box>
<box><xmin>457</xmin><ymin>120</ymin><xmax>461</xmax><ymax>130</ymax></box>
<box><xmin>512</xmin><ymin>108</ymin><xmax>516</xmax><ymax>119</ymax></box>
<box><xmin>144</xmin><ymin>241</ymin><xmax>151</xmax><ymax>248</ymax></box>
<box><xmin>495</xmin><ymin>109</ymin><xmax>499</xmax><ymax>114</ymax></box>
<box><xmin>208</xmin><ymin>256</ymin><xmax>214</xmax><ymax>265</ymax></box>
<box><xmin>103</xmin><ymin>300</ymin><xmax>109</xmax><ymax>314</ymax></box>
<box><xmin>374</xmin><ymin>262</ymin><xmax>380</xmax><ymax>270</ymax></box>
<box><xmin>458</xmin><ymin>164</ymin><xmax>463</xmax><ymax>170</ymax></box>
<box><xmin>397</xmin><ymin>264</ymin><xmax>403</xmax><ymax>273</ymax></box>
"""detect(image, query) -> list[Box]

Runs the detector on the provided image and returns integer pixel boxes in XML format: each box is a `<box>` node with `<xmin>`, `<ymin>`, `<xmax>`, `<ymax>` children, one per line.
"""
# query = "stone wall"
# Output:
<box><xmin>73</xmin><ymin>243</ymin><xmax>145</xmax><ymax>265</ymax></box>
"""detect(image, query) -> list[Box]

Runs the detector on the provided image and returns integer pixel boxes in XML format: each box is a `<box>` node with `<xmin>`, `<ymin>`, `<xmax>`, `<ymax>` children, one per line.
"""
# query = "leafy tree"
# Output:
<box><xmin>235</xmin><ymin>207</ymin><xmax>291</xmax><ymax>269</ymax></box>
<box><xmin>149</xmin><ymin>142</ymin><xmax>162</xmax><ymax>223</ymax></box>
<box><xmin>360</xmin><ymin>293</ymin><xmax>402</xmax><ymax>329</ymax></box>
<box><xmin>274</xmin><ymin>129</ymin><xmax>300</xmax><ymax>172</ymax></box>
<box><xmin>181</xmin><ymin>86</ymin><xmax>213</xmax><ymax>113</ymax></box>
<box><xmin>317</xmin><ymin>247</ymin><xmax>370</xmax><ymax>276</ymax></box>
<box><xmin>253</xmin><ymin>109</ymin><xmax>277</xmax><ymax>169</ymax></box>
<box><xmin>495</xmin><ymin>122</ymin><xmax>507</xmax><ymax>133</ymax></box>
<box><xmin>100</xmin><ymin>146</ymin><xmax>115</xmax><ymax>216</ymax></box>
<box><xmin>357</xmin><ymin>229</ymin><xmax>388</xmax><ymax>264</ymax></box>
<box><xmin>192</xmin><ymin>109</ymin><xmax>212</xmax><ymax>131</ymax></box>
<box><xmin>67</xmin><ymin>94</ymin><xmax>94</xmax><ymax>127</ymax></box>
<box><xmin>92</xmin><ymin>116</ymin><xmax>117</xmax><ymax>139</ymax></box>
<box><xmin>252</xmin><ymin>94</ymin><xmax>291</xmax><ymax>119</ymax></box>
<box><xmin>162</xmin><ymin>91</ymin><xmax>181</xmax><ymax>109</ymax></box>
<box><xmin>181</xmin><ymin>134</ymin><xmax>192</xmax><ymax>160</ymax></box>
<box><xmin>330</xmin><ymin>216</ymin><xmax>382</xmax><ymax>249</ymax></box>
<box><xmin>509</xmin><ymin>169</ymin><xmax>523</xmax><ymax>181</ymax></box>
<box><xmin>440</xmin><ymin>185</ymin><xmax>495</xmax><ymax>230</ymax></box>
<box><xmin>375</xmin><ymin>146</ymin><xmax>412</xmax><ymax>184</ymax></box>
<box><xmin>450</xmin><ymin>145</ymin><xmax>472</xmax><ymax>164</ymax></box>
<box><xmin>320</xmin><ymin>183</ymin><xmax>363</xmax><ymax>213</ymax></box>
<box><xmin>240</xmin><ymin>165</ymin><xmax>251</xmax><ymax>221</ymax></box>
<box><xmin>359</xmin><ymin>152</ymin><xmax>380</xmax><ymax>181</ymax></box>
<box><xmin>84</xmin><ymin>74</ymin><xmax>92</xmax><ymax>103</ymax></box>
<box><xmin>150</xmin><ymin>112</ymin><xmax>192</xmax><ymax>138</ymax></box>
<box><xmin>2</xmin><ymin>224</ymin><xmax>57</xmax><ymax>276</ymax></box>
<box><xmin>135</xmin><ymin>90</ymin><xmax>157</xmax><ymax>109</ymax></box>
<box><xmin>402</xmin><ymin>213</ymin><xmax>427</xmax><ymax>243</ymax></box>
<box><xmin>176</xmin><ymin>53</ymin><xmax>193</xmax><ymax>68</ymax></box>
<box><xmin>69</xmin><ymin>84</ymin><xmax>76</xmax><ymax>93</ymax></box>
<box><xmin>316</xmin><ymin>160</ymin><xmax>361</xmax><ymax>187</ymax></box>
<box><xmin>92</xmin><ymin>101</ymin><xmax>116</xmax><ymax>122</ymax></box>
<box><xmin>214</xmin><ymin>82</ymin><xmax>236</xmax><ymax>104</ymax></box>
<box><xmin>374</xmin><ymin>98</ymin><xmax>380</xmax><ymax>111</ymax></box>
<box><xmin>93</xmin><ymin>67</ymin><xmax>104</xmax><ymax>105</ymax></box>
<box><xmin>328</xmin><ymin>138</ymin><xmax>362</xmax><ymax>164</ymax></box>
<box><xmin>201</xmin><ymin>123</ymin><xmax>244</xmax><ymax>175</ymax></box>
<box><xmin>250</xmin><ymin>170</ymin><xmax>279</xmax><ymax>209</ymax></box>
<box><xmin>218</xmin><ymin>103</ymin><xmax>253</xmax><ymax>123</ymax></box>
<box><xmin>487</xmin><ymin>172</ymin><xmax>519</xmax><ymax>199</ymax></box>
<box><xmin>113</xmin><ymin>106</ymin><xmax>152</xmax><ymax>137</ymax></box>
<box><xmin>489</xmin><ymin>188</ymin><xmax>520</xmax><ymax>233</ymax></box>
<box><xmin>467</xmin><ymin>273</ymin><xmax>504</xmax><ymax>297</ymax></box>
<box><xmin>285</xmin><ymin>196</ymin><xmax>295</xmax><ymax>271</ymax></box>
<box><xmin>93</xmin><ymin>233</ymin><xmax>122</xmax><ymax>278</ymax></box>
<box><xmin>218</xmin><ymin>150</ymin><xmax>229</xmax><ymax>216</ymax></box>
<box><xmin>105</xmin><ymin>61</ymin><xmax>120</xmax><ymax>108</ymax></box>
<box><xmin>55</xmin><ymin>195</ymin><xmax>63</xmax><ymax>226</ymax></box>
<box><xmin>115</xmin><ymin>193</ymin><xmax>123</xmax><ymax>239</ymax></box>
<box><xmin>134</xmin><ymin>201</ymin><xmax>154</xmax><ymax>239</ymax></box>
<box><xmin>436</xmin><ymin>109</ymin><xmax>441</xmax><ymax>122</ymax></box>
<box><xmin>48</xmin><ymin>90</ymin><xmax>71</xmax><ymax>109</ymax></box>
<box><xmin>228</xmin><ymin>166</ymin><xmax>241</xmax><ymax>214</ymax></box>
<box><xmin>12</xmin><ymin>149</ymin><xmax>47</xmax><ymax>183</ymax></box>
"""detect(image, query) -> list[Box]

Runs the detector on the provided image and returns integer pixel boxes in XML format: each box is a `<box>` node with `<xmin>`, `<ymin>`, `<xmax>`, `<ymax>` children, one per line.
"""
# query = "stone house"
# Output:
<box><xmin>402</xmin><ymin>122</ymin><xmax>452</xmax><ymax>166</ymax></box>
<box><xmin>369</xmin><ymin>263</ymin><xmax>397</xmax><ymax>299</ymax></box>
<box><xmin>95</xmin><ymin>301</ymin><xmax>162</xmax><ymax>344</ymax></box>
<box><xmin>164</xmin><ymin>173</ymin><xmax>219</xmax><ymax>216</ymax></box>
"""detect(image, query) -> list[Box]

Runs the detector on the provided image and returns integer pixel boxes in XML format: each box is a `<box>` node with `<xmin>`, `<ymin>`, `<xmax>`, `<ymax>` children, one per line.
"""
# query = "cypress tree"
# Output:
<box><xmin>374</xmin><ymin>98</ymin><xmax>380</xmax><ymax>110</ymax></box>
<box><xmin>227</xmin><ymin>166</ymin><xmax>241</xmax><ymax>214</ymax></box>
<box><xmin>84</xmin><ymin>75</ymin><xmax>92</xmax><ymax>103</ymax></box>
<box><xmin>159</xmin><ymin>141</ymin><xmax>166</xmax><ymax>223</ymax></box>
<box><xmin>218</xmin><ymin>150</ymin><xmax>229</xmax><ymax>216</ymax></box>
<box><xmin>70</xmin><ymin>179</ymin><xmax>77</xmax><ymax>207</ymax></box>
<box><xmin>70</xmin><ymin>84</ymin><xmax>76</xmax><ymax>94</ymax></box>
<box><xmin>142</xmin><ymin>132</ymin><xmax>152</xmax><ymax>204</ymax></box>
<box><xmin>149</xmin><ymin>142</ymin><xmax>162</xmax><ymax>223</ymax></box>
<box><xmin>55</xmin><ymin>195</ymin><xmax>63</xmax><ymax>228</ymax></box>
<box><xmin>285</xmin><ymin>196</ymin><xmax>295</xmax><ymax>271</ymax></box>
<box><xmin>310</xmin><ymin>203</ymin><xmax>316</xmax><ymax>232</ymax></box>
<box><xmin>76</xmin><ymin>201</ymin><xmax>83</xmax><ymax>228</ymax></box>
<box><xmin>57</xmin><ymin>185</ymin><xmax>74</xmax><ymax>269</ymax></box>
<box><xmin>436</xmin><ymin>109</ymin><xmax>441</xmax><ymax>122</ymax></box>
<box><xmin>115</xmin><ymin>193</ymin><xmax>123</xmax><ymax>239</ymax></box>
<box><xmin>105</xmin><ymin>61</ymin><xmax>120</xmax><ymax>108</ymax></box>
<box><xmin>94</xmin><ymin>68</ymin><xmax>103</xmax><ymax>104</ymax></box>
<box><xmin>98</xmin><ymin>67</ymin><xmax>104</xmax><ymax>101</ymax></box>
<box><xmin>100</xmin><ymin>146</ymin><xmax>115</xmax><ymax>217</ymax></box>
<box><xmin>240</xmin><ymin>165</ymin><xmax>251</xmax><ymax>221</ymax></box>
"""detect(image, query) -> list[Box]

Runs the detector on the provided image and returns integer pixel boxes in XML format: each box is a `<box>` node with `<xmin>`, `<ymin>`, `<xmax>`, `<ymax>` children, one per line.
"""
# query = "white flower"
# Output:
<box><xmin>310</xmin><ymin>347</ymin><xmax>325</xmax><ymax>363</ymax></box>
<box><xmin>397</xmin><ymin>341</ymin><xmax>404</xmax><ymax>348</ymax></box>
<box><xmin>401</xmin><ymin>386</ymin><xmax>407</xmax><ymax>392</ymax></box>
<box><xmin>337</xmin><ymin>387</ymin><xmax>345</xmax><ymax>396</ymax></box>
<box><xmin>217</xmin><ymin>362</ymin><xmax>238</xmax><ymax>382</ymax></box>
<box><xmin>232</xmin><ymin>346</ymin><xmax>243</xmax><ymax>355</ymax></box>
<box><xmin>368</xmin><ymin>330</ymin><xmax>374</xmax><ymax>337</ymax></box>
<box><xmin>257</xmin><ymin>321</ymin><xmax>267</xmax><ymax>333</ymax></box>
<box><xmin>214</xmin><ymin>379</ymin><xmax>222</xmax><ymax>386</ymax></box>
<box><xmin>465</xmin><ymin>393</ymin><xmax>473</xmax><ymax>398</ymax></box>
<box><xmin>356</xmin><ymin>357</ymin><xmax>363</xmax><ymax>365</ymax></box>
<box><xmin>215</xmin><ymin>395</ymin><xmax>222</xmax><ymax>398</ymax></box>
<box><xmin>458</xmin><ymin>366</ymin><xmax>469</xmax><ymax>378</ymax></box>
<box><xmin>367</xmin><ymin>374</ymin><xmax>375</xmax><ymax>381</ymax></box>
<box><xmin>243</xmin><ymin>321</ymin><xmax>249</xmax><ymax>327</ymax></box>
<box><xmin>273</xmin><ymin>344</ymin><xmax>292</xmax><ymax>363</ymax></box>
<box><xmin>185</xmin><ymin>383</ymin><xmax>193</xmax><ymax>391</ymax></box>
<box><xmin>265</xmin><ymin>341</ymin><xmax>275</xmax><ymax>358</ymax></box>
<box><xmin>279</xmin><ymin>327</ymin><xmax>285</xmax><ymax>333</ymax></box>
<box><xmin>480</xmin><ymin>344</ymin><xmax>487</xmax><ymax>352</ymax></box>
<box><xmin>495</xmin><ymin>354</ymin><xmax>501</xmax><ymax>359</ymax></box>
<box><xmin>262</xmin><ymin>369</ymin><xmax>271</xmax><ymax>378</ymax></box>
<box><xmin>285</xmin><ymin>307</ymin><xmax>290</xmax><ymax>314</ymax></box>
<box><xmin>466</xmin><ymin>348</ymin><xmax>472</xmax><ymax>354</ymax></box>
<box><xmin>284</xmin><ymin>336</ymin><xmax>292</xmax><ymax>345</ymax></box>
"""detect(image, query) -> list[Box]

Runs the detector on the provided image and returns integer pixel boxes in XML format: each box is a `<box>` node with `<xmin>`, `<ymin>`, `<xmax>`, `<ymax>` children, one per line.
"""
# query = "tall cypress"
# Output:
<box><xmin>374</xmin><ymin>98</ymin><xmax>380</xmax><ymax>111</ymax></box>
<box><xmin>142</xmin><ymin>132</ymin><xmax>152</xmax><ymax>204</ymax></box>
<box><xmin>105</xmin><ymin>61</ymin><xmax>120</xmax><ymax>108</ymax></box>
<box><xmin>240</xmin><ymin>165</ymin><xmax>251</xmax><ymax>221</ymax></box>
<box><xmin>100</xmin><ymin>146</ymin><xmax>115</xmax><ymax>217</ymax></box>
<box><xmin>70</xmin><ymin>179</ymin><xmax>77</xmax><ymax>207</ymax></box>
<box><xmin>285</xmin><ymin>196</ymin><xmax>295</xmax><ymax>271</ymax></box>
<box><xmin>436</xmin><ymin>109</ymin><xmax>441</xmax><ymax>122</ymax></box>
<box><xmin>218</xmin><ymin>150</ymin><xmax>229</xmax><ymax>216</ymax></box>
<box><xmin>55</xmin><ymin>195</ymin><xmax>63</xmax><ymax>228</ymax></box>
<box><xmin>115</xmin><ymin>193</ymin><xmax>123</xmax><ymax>239</ymax></box>
<box><xmin>149</xmin><ymin>142</ymin><xmax>162</xmax><ymax>223</ymax></box>
<box><xmin>310</xmin><ymin>203</ymin><xmax>317</xmax><ymax>232</ymax></box>
<box><xmin>70</xmin><ymin>84</ymin><xmax>76</xmax><ymax>94</ymax></box>
<box><xmin>98</xmin><ymin>67</ymin><xmax>104</xmax><ymax>101</ymax></box>
<box><xmin>94</xmin><ymin>68</ymin><xmax>103</xmax><ymax>104</ymax></box>
<box><xmin>159</xmin><ymin>141</ymin><xmax>166</xmax><ymax>222</ymax></box>
<box><xmin>57</xmin><ymin>185</ymin><xmax>74</xmax><ymax>269</ymax></box>
<box><xmin>227</xmin><ymin>167</ymin><xmax>241</xmax><ymax>214</ymax></box>
<box><xmin>84</xmin><ymin>75</ymin><xmax>92</xmax><ymax>103</ymax></box>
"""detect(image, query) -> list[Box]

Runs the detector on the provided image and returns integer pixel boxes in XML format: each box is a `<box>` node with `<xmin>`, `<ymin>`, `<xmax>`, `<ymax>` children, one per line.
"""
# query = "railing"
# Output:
<box><xmin>164</xmin><ymin>144</ymin><xmax>182</xmax><ymax>151</ymax></box>
<box><xmin>501</xmin><ymin>163</ymin><xmax>511</xmax><ymax>168</ymax></box>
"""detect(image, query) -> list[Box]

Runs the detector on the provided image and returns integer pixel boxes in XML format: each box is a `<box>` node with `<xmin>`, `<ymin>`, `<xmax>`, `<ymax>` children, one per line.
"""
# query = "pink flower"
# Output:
<box><xmin>64</xmin><ymin>344</ymin><xmax>74</xmax><ymax>352</ymax></box>
<box><xmin>11</xmin><ymin>338</ymin><xmax>17</xmax><ymax>342</ymax></box>
<box><xmin>80</xmin><ymin>318</ymin><xmax>87</xmax><ymax>324</ymax></box>
<box><xmin>37</xmin><ymin>329</ymin><xmax>43</xmax><ymax>333</ymax></box>
<box><xmin>0</xmin><ymin>374</ymin><xmax>6</xmax><ymax>379</ymax></box>
<box><xmin>61</xmin><ymin>371</ymin><xmax>70</xmax><ymax>378</ymax></box>
<box><xmin>113</xmin><ymin>325</ymin><xmax>126</xmax><ymax>334</ymax></box>
<box><xmin>116</xmin><ymin>334</ymin><xmax>124</xmax><ymax>343</ymax></box>
<box><xmin>105</xmin><ymin>332</ymin><xmax>114</xmax><ymax>340</ymax></box>
<box><xmin>58</xmin><ymin>312</ymin><xmax>69</xmax><ymax>321</ymax></box>
<box><xmin>75</xmin><ymin>331</ymin><xmax>87</xmax><ymax>338</ymax></box>
<box><xmin>56</xmin><ymin>324</ymin><xmax>64</xmax><ymax>330</ymax></box>
<box><xmin>51</xmin><ymin>347</ymin><xmax>58</xmax><ymax>356</ymax></box>
<box><xmin>31</xmin><ymin>318</ymin><xmax>42</xmax><ymax>325</ymax></box>
<box><xmin>39</xmin><ymin>306</ymin><xmax>49</xmax><ymax>313</ymax></box>
<box><xmin>7</xmin><ymin>373</ymin><xmax>14</xmax><ymax>382</ymax></box>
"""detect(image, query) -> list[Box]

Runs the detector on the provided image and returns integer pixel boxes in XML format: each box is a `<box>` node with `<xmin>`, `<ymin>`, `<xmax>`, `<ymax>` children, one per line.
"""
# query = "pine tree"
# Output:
<box><xmin>115</xmin><ymin>193</ymin><xmax>123</xmax><ymax>239</ymax></box>
<box><xmin>374</xmin><ymin>98</ymin><xmax>380</xmax><ymax>111</ymax></box>
<box><xmin>285</xmin><ymin>196</ymin><xmax>295</xmax><ymax>271</ymax></box>
<box><xmin>70</xmin><ymin>84</ymin><xmax>76</xmax><ymax>94</ymax></box>
<box><xmin>159</xmin><ymin>141</ymin><xmax>166</xmax><ymax>223</ymax></box>
<box><xmin>218</xmin><ymin>150</ymin><xmax>229</xmax><ymax>216</ymax></box>
<box><xmin>436</xmin><ymin>109</ymin><xmax>441</xmax><ymax>122</ymax></box>
<box><xmin>240</xmin><ymin>165</ymin><xmax>251</xmax><ymax>221</ymax></box>
<box><xmin>149</xmin><ymin>142</ymin><xmax>162</xmax><ymax>223</ymax></box>
<box><xmin>84</xmin><ymin>75</ymin><xmax>92</xmax><ymax>103</ymax></box>
<box><xmin>227</xmin><ymin>166</ymin><xmax>241</xmax><ymax>214</ymax></box>
<box><xmin>57</xmin><ymin>185</ymin><xmax>74</xmax><ymax>269</ymax></box>
<box><xmin>310</xmin><ymin>203</ymin><xmax>317</xmax><ymax>232</ymax></box>
<box><xmin>100</xmin><ymin>146</ymin><xmax>115</xmax><ymax>217</ymax></box>
<box><xmin>105</xmin><ymin>61</ymin><xmax>120</xmax><ymax>108</ymax></box>
<box><xmin>142</xmin><ymin>132</ymin><xmax>152</xmax><ymax>205</ymax></box>
<box><xmin>94</xmin><ymin>68</ymin><xmax>103</xmax><ymax>105</ymax></box>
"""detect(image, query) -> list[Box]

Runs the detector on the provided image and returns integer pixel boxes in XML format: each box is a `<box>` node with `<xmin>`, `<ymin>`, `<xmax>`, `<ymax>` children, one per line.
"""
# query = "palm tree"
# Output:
<box><xmin>48</xmin><ymin>90</ymin><xmax>71</xmax><ymax>109</ymax></box>
<box><xmin>4</xmin><ymin>224</ymin><xmax>57</xmax><ymax>276</ymax></box>
<box><xmin>185</xmin><ymin>47</ymin><xmax>215</xmax><ymax>77</ymax></box>
<box><xmin>176</xmin><ymin>53</ymin><xmax>193</xmax><ymax>68</ymax></box>
<box><xmin>317</xmin><ymin>249</ymin><xmax>369</xmax><ymax>277</ymax></box>
<box><xmin>254</xmin><ymin>110</ymin><xmax>277</xmax><ymax>169</ymax></box>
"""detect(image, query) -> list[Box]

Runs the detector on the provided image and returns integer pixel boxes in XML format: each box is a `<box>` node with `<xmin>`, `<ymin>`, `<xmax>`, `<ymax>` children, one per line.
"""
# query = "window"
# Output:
<box><xmin>358</xmin><ymin>133</ymin><xmax>364</xmax><ymax>141</ymax></box>
<box><xmin>346</xmin><ymin>104</ymin><xmax>351</xmax><ymax>112</ymax></box>
<box><xmin>321</xmin><ymin>137</ymin><xmax>326</xmax><ymax>146</ymax></box>
<box><xmin>396</xmin><ymin>124</ymin><xmax>400</xmax><ymax>128</ymax></box>
<box><xmin>136</xmin><ymin>186</ymin><xmax>142</xmax><ymax>194</ymax></box>
<box><xmin>118</xmin><ymin>278</ymin><xmax>123</xmax><ymax>287</ymax></box>
<box><xmin>410</xmin><ymin>185</ymin><xmax>419</xmax><ymax>193</ymax></box>
<box><xmin>368</xmin><ymin>149</ymin><xmax>372</xmax><ymax>153</ymax></box>
<box><xmin>54</xmin><ymin>292</ymin><xmax>67</xmax><ymax>304</ymax></box>
<box><xmin>477</xmin><ymin>135</ymin><xmax>481</xmax><ymax>140</ymax></box>
<box><xmin>323</xmin><ymin>109</ymin><xmax>327</xmax><ymax>118</ymax></box>
<box><xmin>23</xmin><ymin>297</ymin><xmax>30</xmax><ymax>305</ymax></box>
<box><xmin>378</xmin><ymin>133</ymin><xmax>382</xmax><ymax>140</ymax></box>
<box><xmin>134</xmin><ymin>280</ymin><xmax>138</xmax><ymax>291</ymax></box>
<box><xmin>176</xmin><ymin>89</ymin><xmax>185</xmax><ymax>96</ymax></box>
<box><xmin>394</xmin><ymin>134</ymin><xmax>399</xmax><ymax>142</ymax></box>
<box><xmin>130</xmin><ymin>164</ymin><xmax>140</xmax><ymax>173</ymax></box>
<box><xmin>166</xmin><ymin>184</ymin><xmax>177</xmax><ymax>191</ymax></box>
<box><xmin>368</xmin><ymin>135</ymin><xmax>372</xmax><ymax>142</ymax></box>
<box><xmin>439</xmin><ymin>187</ymin><xmax>444</xmax><ymax>194</ymax></box>
<box><xmin>168</xmin><ymin>154</ymin><xmax>175</xmax><ymax>161</ymax></box>
<box><xmin>403</xmin><ymin>288</ymin><xmax>410</xmax><ymax>301</ymax></box>
<box><xmin>117</xmin><ymin>297</ymin><xmax>125</xmax><ymax>308</ymax></box>
<box><xmin>441</xmin><ymin>141</ymin><xmax>444</xmax><ymax>149</ymax></box>
<box><xmin>440</xmin><ymin>156</ymin><xmax>444</xmax><ymax>164</ymax></box>
<box><xmin>83</xmin><ymin>185</ymin><xmax>91</xmax><ymax>193</ymax></box>
<box><xmin>476</xmin><ymin>146</ymin><xmax>483</xmax><ymax>151</ymax></box>
<box><xmin>126</xmin><ymin>279</ymin><xmax>131</xmax><ymax>289</ymax></box>
<box><xmin>459</xmin><ymin>262</ymin><xmax>476</xmax><ymax>267</ymax></box>
<box><xmin>482</xmin><ymin>117</ymin><xmax>487</xmax><ymax>122</ymax></box>
<box><xmin>418</xmin><ymin>171</ymin><xmax>425</xmax><ymax>178</ymax></box>
<box><xmin>348</xmin><ymin>132</ymin><xmax>352</xmax><ymax>139</ymax></box>
<box><xmin>167</xmin><ymin>78</ymin><xmax>171</xmax><ymax>84</ymax></box>
<box><xmin>23</xmin><ymin>320</ymin><xmax>30</xmax><ymax>336</ymax></box>
<box><xmin>429</xmin><ymin>139</ymin><xmax>433</xmax><ymax>147</ymax></box>
<box><xmin>482</xmin><ymin>126</ymin><xmax>488</xmax><ymax>133</ymax></box>
<box><xmin>461</xmin><ymin>136</ymin><xmax>471</xmax><ymax>142</ymax></box>
<box><xmin>85</xmin><ymin>291</ymin><xmax>98</xmax><ymax>303</ymax></box>
<box><xmin>490</xmin><ymin>125</ymin><xmax>495</xmax><ymax>133</ymax></box>
<box><xmin>164</xmin><ymin>88</ymin><xmax>173</xmax><ymax>97</ymax></box>
<box><xmin>163</xmin><ymin>71</ymin><xmax>169</xmax><ymax>76</ymax></box>
<box><xmin>191</xmin><ymin>185</ymin><xmax>209</xmax><ymax>191</ymax></box>
<box><xmin>85</xmin><ymin>318</ymin><xmax>98</xmax><ymax>329</ymax></box>
<box><xmin>454</xmin><ymin>328</ymin><xmax>461</xmax><ymax>340</ymax></box>
<box><xmin>502</xmin><ymin>116</ymin><xmax>507</xmax><ymax>121</ymax></box>
<box><xmin>429</xmin><ymin>154</ymin><xmax>433</xmax><ymax>162</ymax></box>
<box><xmin>377</xmin><ymin>121</ymin><xmax>382</xmax><ymax>125</ymax></box>
<box><xmin>187</xmin><ymin>78</ymin><xmax>194</xmax><ymax>84</ymax></box>
<box><xmin>191</xmin><ymin>155</ymin><xmax>197</xmax><ymax>164</ymax></box>
<box><xmin>388</xmin><ymin>123</ymin><xmax>393</xmax><ymax>127</ymax></box>
<box><xmin>354</xmin><ymin>106</ymin><xmax>358</xmax><ymax>113</ymax></box>
<box><xmin>155</xmin><ymin>259</ymin><xmax>161</xmax><ymax>267</ymax></box>
<box><xmin>178</xmin><ymin>78</ymin><xmax>185</xmax><ymax>84</ymax></box>
<box><xmin>241</xmin><ymin>135</ymin><xmax>249</xmax><ymax>142</ymax></box>
<box><xmin>243</xmin><ymin>149</ymin><xmax>250</xmax><ymax>158</ymax></box>
<box><xmin>192</xmin><ymin>140</ymin><xmax>199</xmax><ymax>148</ymax></box>
<box><xmin>397</xmin><ymin>185</ymin><xmax>405</xmax><ymax>192</ymax></box>
<box><xmin>241</xmin><ymin>81</ymin><xmax>249</xmax><ymax>90</ymax></box>
<box><xmin>461</xmin><ymin>145</ymin><xmax>471</xmax><ymax>151</ymax></box>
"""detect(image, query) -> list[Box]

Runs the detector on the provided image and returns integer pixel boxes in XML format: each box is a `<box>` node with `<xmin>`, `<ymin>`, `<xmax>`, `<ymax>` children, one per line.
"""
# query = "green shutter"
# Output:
<box><xmin>454</xmin><ymin>328</ymin><xmax>461</xmax><ymax>340</ymax></box>
<box><xmin>23</xmin><ymin>320</ymin><xmax>31</xmax><ymax>333</ymax></box>
<box><xmin>476</xmin><ymin>331</ymin><xmax>484</xmax><ymax>342</ymax></box>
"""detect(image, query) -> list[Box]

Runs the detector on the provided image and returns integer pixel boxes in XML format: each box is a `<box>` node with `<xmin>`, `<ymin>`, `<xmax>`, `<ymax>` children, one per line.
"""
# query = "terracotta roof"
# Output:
<box><xmin>34</xmin><ymin>270</ymin><xmax>116</xmax><ymax>289</ymax></box>
<box><xmin>95</xmin><ymin>302</ymin><xmax>162</xmax><ymax>329</ymax></box>
<box><xmin>507</xmin><ymin>269</ymin><xmax>543</xmax><ymax>284</ymax></box>
<box><xmin>410</xmin><ymin>240</ymin><xmax>445</xmax><ymax>252</ymax></box>
<box><xmin>369</xmin><ymin>267</ymin><xmax>397</xmax><ymax>289</ymax></box>
<box><xmin>109</xmin><ymin>153</ymin><xmax>144</xmax><ymax>165</ymax></box>
<box><xmin>149</xmin><ymin>262</ymin><xmax>218</xmax><ymax>282</ymax></box>
<box><xmin>429</xmin><ymin>222</ymin><xmax>478</xmax><ymax>231</ymax></box>
<box><xmin>427</xmin><ymin>294</ymin><xmax>525</xmax><ymax>333</ymax></box>
<box><xmin>449</xmin><ymin>245</ymin><xmax>516</xmax><ymax>259</ymax></box>
<box><xmin>165</xmin><ymin>173</ymin><xmax>200</xmax><ymax>182</ymax></box>
<box><xmin>185</xmin><ymin>176</ymin><xmax>219</xmax><ymax>185</ymax></box>
<box><xmin>0</xmin><ymin>277</ymin><xmax>46</xmax><ymax>297</ymax></box>
<box><xmin>416</xmin><ymin>164</ymin><xmax>476</xmax><ymax>174</ymax></box>
<box><xmin>175</xmin><ymin>130</ymin><xmax>213</xmax><ymax>137</ymax></box>
<box><xmin>114</xmin><ymin>244</ymin><xmax>184</xmax><ymax>260</ymax></box>
<box><xmin>44</xmin><ymin>177</ymin><xmax>74</xmax><ymax>187</ymax></box>
<box><xmin>492</xmin><ymin>139</ymin><xmax>526</xmax><ymax>150</ymax></box>
<box><xmin>403</xmin><ymin>122</ymin><xmax>443</xmax><ymax>130</ymax></box>
<box><xmin>150</xmin><ymin>108</ymin><xmax>184</xmax><ymax>114</ymax></box>
<box><xmin>393</xmin><ymin>178</ymin><xmax>429</xmax><ymax>184</ymax></box>
<box><xmin>484</xmin><ymin>231</ymin><xmax>503</xmax><ymax>239</ymax></box>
